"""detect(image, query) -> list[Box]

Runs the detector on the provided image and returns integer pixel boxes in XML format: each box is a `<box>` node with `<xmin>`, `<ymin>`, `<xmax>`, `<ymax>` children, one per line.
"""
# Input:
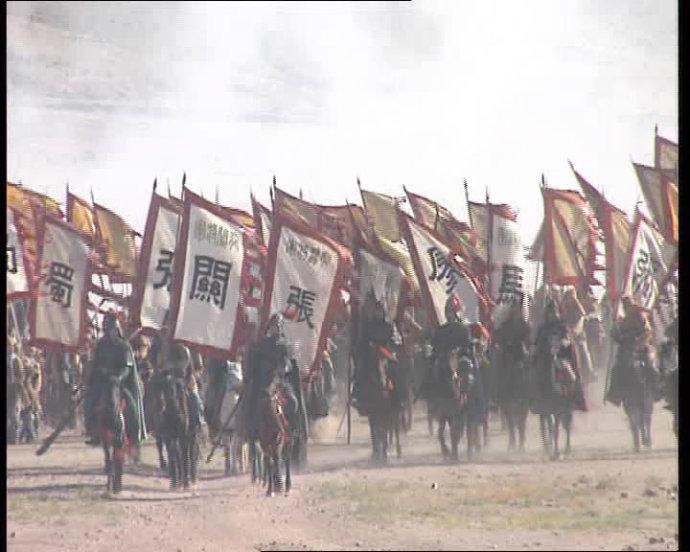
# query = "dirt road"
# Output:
<box><xmin>7</xmin><ymin>392</ymin><xmax>678</xmax><ymax>551</ymax></box>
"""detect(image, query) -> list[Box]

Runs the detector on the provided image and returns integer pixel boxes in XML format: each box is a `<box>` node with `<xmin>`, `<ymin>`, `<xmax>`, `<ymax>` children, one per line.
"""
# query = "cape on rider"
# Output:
<box><xmin>83</xmin><ymin>312</ymin><xmax>146</xmax><ymax>447</ymax></box>
<box><xmin>245</xmin><ymin>313</ymin><xmax>299</xmax><ymax>438</ymax></box>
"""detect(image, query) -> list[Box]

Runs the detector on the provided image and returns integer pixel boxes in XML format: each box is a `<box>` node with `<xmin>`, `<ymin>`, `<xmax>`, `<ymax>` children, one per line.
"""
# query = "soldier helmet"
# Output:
<box><xmin>102</xmin><ymin>311</ymin><xmax>122</xmax><ymax>336</ymax></box>
<box><xmin>444</xmin><ymin>293</ymin><xmax>464</xmax><ymax>324</ymax></box>
<box><xmin>267</xmin><ymin>312</ymin><xmax>285</xmax><ymax>335</ymax></box>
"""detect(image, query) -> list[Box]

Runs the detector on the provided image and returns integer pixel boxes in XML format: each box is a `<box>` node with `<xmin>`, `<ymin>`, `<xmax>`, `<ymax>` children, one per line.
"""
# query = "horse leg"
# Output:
<box><xmin>505</xmin><ymin>405</ymin><xmax>516</xmax><ymax>451</ymax></box>
<box><xmin>167</xmin><ymin>438</ymin><xmax>179</xmax><ymax>489</ymax></box>
<box><xmin>449</xmin><ymin>416</ymin><xmax>460</xmax><ymax>462</ymax></box>
<box><xmin>563</xmin><ymin>410</ymin><xmax>573</xmax><ymax>455</ymax></box>
<box><xmin>157</xmin><ymin>435</ymin><xmax>167</xmax><ymax>471</ymax></box>
<box><xmin>427</xmin><ymin>402</ymin><xmax>434</xmax><ymax>436</ymax></box>
<box><xmin>112</xmin><ymin>445</ymin><xmax>124</xmax><ymax>494</ymax></box>
<box><xmin>539</xmin><ymin>414</ymin><xmax>552</xmax><ymax>457</ymax></box>
<box><xmin>517</xmin><ymin>404</ymin><xmax>528</xmax><ymax>452</ymax></box>
<box><xmin>438</xmin><ymin>417</ymin><xmax>449</xmax><ymax>458</ymax></box>
<box><xmin>266</xmin><ymin>454</ymin><xmax>274</xmax><ymax>497</ymax></box>
<box><xmin>395</xmin><ymin>418</ymin><xmax>402</xmax><ymax>459</ymax></box>
<box><xmin>103</xmin><ymin>443</ymin><xmax>112</xmax><ymax>491</ymax></box>
<box><xmin>284</xmin><ymin>447</ymin><xmax>292</xmax><ymax>495</ymax></box>
<box><xmin>466</xmin><ymin>416</ymin><xmax>474</xmax><ymax>462</ymax></box>
<box><xmin>642</xmin><ymin>394</ymin><xmax>653</xmax><ymax>448</ymax></box>
<box><xmin>624</xmin><ymin>402</ymin><xmax>640</xmax><ymax>453</ymax></box>
<box><xmin>551</xmin><ymin>414</ymin><xmax>560</xmax><ymax>461</ymax></box>
<box><xmin>368</xmin><ymin>416</ymin><xmax>378</xmax><ymax>461</ymax></box>
<box><xmin>190</xmin><ymin>430</ymin><xmax>199</xmax><ymax>487</ymax></box>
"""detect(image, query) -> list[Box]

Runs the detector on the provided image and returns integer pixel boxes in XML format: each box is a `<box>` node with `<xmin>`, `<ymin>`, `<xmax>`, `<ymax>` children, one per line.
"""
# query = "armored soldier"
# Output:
<box><xmin>84</xmin><ymin>313</ymin><xmax>146</xmax><ymax>446</ymax></box>
<box><xmin>246</xmin><ymin>313</ymin><xmax>299</xmax><ymax>437</ymax></box>
<box><xmin>606</xmin><ymin>296</ymin><xmax>656</xmax><ymax>406</ymax></box>
<box><xmin>352</xmin><ymin>291</ymin><xmax>399</xmax><ymax>414</ymax></box>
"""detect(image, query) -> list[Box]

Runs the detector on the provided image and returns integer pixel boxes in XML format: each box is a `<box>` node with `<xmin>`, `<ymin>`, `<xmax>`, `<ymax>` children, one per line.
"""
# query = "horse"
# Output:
<box><xmin>143</xmin><ymin>373</ymin><xmax>168</xmax><ymax>471</ymax></box>
<box><xmin>208</xmin><ymin>386</ymin><xmax>248</xmax><ymax>476</ymax></box>
<box><xmin>97</xmin><ymin>378</ymin><xmax>131</xmax><ymax>494</ymax></box>
<box><xmin>158</xmin><ymin>373</ymin><xmax>201</xmax><ymax>490</ymax></box>
<box><xmin>428</xmin><ymin>348</ymin><xmax>478</xmax><ymax>462</ymax></box>
<box><xmin>534</xmin><ymin>336</ymin><xmax>581</xmax><ymax>461</ymax></box>
<box><xmin>256</xmin><ymin>386</ymin><xmax>292</xmax><ymax>497</ymax></box>
<box><xmin>493</xmin><ymin>347</ymin><xmax>530</xmax><ymax>452</ymax></box>
<box><xmin>357</xmin><ymin>345</ymin><xmax>401</xmax><ymax>464</ymax></box>
<box><xmin>619</xmin><ymin>349</ymin><xmax>657</xmax><ymax>452</ymax></box>
<box><xmin>659</xmin><ymin>341</ymin><xmax>678</xmax><ymax>437</ymax></box>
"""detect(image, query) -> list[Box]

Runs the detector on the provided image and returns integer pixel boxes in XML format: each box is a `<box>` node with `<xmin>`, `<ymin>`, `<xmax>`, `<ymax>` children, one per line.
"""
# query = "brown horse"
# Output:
<box><xmin>257</xmin><ymin>387</ymin><xmax>292</xmax><ymax>497</ymax></box>
<box><xmin>97</xmin><ymin>379</ymin><xmax>130</xmax><ymax>494</ymax></box>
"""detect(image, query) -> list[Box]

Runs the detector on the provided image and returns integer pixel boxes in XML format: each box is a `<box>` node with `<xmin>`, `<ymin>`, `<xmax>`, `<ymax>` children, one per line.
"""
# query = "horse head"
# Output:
<box><xmin>447</xmin><ymin>349</ymin><xmax>473</xmax><ymax>407</ymax></box>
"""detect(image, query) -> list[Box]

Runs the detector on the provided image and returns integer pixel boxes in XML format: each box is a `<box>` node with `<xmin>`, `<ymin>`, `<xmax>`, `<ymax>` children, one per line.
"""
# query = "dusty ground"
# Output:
<box><xmin>7</xmin><ymin>385</ymin><xmax>678</xmax><ymax>551</ymax></box>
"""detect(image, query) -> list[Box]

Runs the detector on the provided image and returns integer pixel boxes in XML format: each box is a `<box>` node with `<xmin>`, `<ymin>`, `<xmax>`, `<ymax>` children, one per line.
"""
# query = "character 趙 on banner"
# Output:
<box><xmin>29</xmin><ymin>216</ymin><xmax>93</xmax><ymax>351</ymax></box>
<box><xmin>262</xmin><ymin>213</ymin><xmax>350</xmax><ymax>378</ymax></box>
<box><xmin>399</xmin><ymin>212</ymin><xmax>489</xmax><ymax>329</ymax></box>
<box><xmin>169</xmin><ymin>189</ymin><xmax>246</xmax><ymax>359</ymax></box>
<box><xmin>132</xmin><ymin>192</ymin><xmax>181</xmax><ymax>333</ymax></box>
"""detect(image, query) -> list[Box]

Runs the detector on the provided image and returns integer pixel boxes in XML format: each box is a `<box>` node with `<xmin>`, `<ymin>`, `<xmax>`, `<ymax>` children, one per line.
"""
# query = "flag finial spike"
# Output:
<box><xmin>567</xmin><ymin>159</ymin><xmax>575</xmax><ymax>172</ymax></box>
<box><xmin>272</xmin><ymin>174</ymin><xmax>276</xmax><ymax>188</ymax></box>
<box><xmin>655</xmin><ymin>124</ymin><xmax>658</xmax><ymax>136</ymax></box>
<box><xmin>299</xmin><ymin>188</ymin><xmax>303</xmax><ymax>200</ymax></box>
<box><xmin>153</xmin><ymin>178</ymin><xmax>157</xmax><ymax>192</ymax></box>
<box><xmin>541</xmin><ymin>173</ymin><xmax>546</xmax><ymax>189</ymax></box>
<box><xmin>357</xmin><ymin>177</ymin><xmax>362</xmax><ymax>190</ymax></box>
<box><xmin>182</xmin><ymin>172</ymin><xmax>186</xmax><ymax>188</ymax></box>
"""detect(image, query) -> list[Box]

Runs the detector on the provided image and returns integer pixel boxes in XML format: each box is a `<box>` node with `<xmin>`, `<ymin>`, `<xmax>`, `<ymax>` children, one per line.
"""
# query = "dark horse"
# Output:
<box><xmin>533</xmin><ymin>335</ymin><xmax>584</xmax><ymax>461</ymax></box>
<box><xmin>428</xmin><ymin>348</ymin><xmax>477</xmax><ymax>462</ymax></box>
<box><xmin>618</xmin><ymin>346</ymin><xmax>657</xmax><ymax>452</ymax></box>
<box><xmin>143</xmin><ymin>373</ymin><xmax>168</xmax><ymax>472</ymax></box>
<box><xmin>359</xmin><ymin>346</ymin><xmax>401</xmax><ymax>464</ymax></box>
<box><xmin>157</xmin><ymin>373</ymin><xmax>201</xmax><ymax>490</ymax></box>
<box><xmin>494</xmin><ymin>348</ymin><xmax>530</xmax><ymax>452</ymax></box>
<box><xmin>256</xmin><ymin>386</ymin><xmax>292</xmax><ymax>497</ymax></box>
<box><xmin>97</xmin><ymin>379</ymin><xmax>131</xmax><ymax>494</ymax></box>
<box><xmin>659</xmin><ymin>340</ymin><xmax>678</xmax><ymax>438</ymax></box>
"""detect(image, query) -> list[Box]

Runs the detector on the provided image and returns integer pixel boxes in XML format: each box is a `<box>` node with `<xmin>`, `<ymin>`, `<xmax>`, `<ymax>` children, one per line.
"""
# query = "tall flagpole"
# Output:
<box><xmin>485</xmin><ymin>186</ymin><xmax>493</xmax><ymax>303</ymax></box>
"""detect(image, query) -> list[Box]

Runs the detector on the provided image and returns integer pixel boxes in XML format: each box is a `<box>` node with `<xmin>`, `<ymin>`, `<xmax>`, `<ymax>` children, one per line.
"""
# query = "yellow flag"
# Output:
<box><xmin>67</xmin><ymin>192</ymin><xmax>96</xmax><ymax>237</ymax></box>
<box><xmin>94</xmin><ymin>204</ymin><xmax>138</xmax><ymax>279</ymax></box>
<box><xmin>361</xmin><ymin>190</ymin><xmax>401</xmax><ymax>242</ymax></box>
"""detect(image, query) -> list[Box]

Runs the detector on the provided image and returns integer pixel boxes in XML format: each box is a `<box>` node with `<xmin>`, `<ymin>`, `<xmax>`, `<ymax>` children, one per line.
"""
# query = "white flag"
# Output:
<box><xmin>623</xmin><ymin>216</ymin><xmax>671</xmax><ymax>311</ymax></box>
<box><xmin>30</xmin><ymin>217</ymin><xmax>91</xmax><ymax>350</ymax></box>
<box><xmin>401</xmin><ymin>214</ymin><xmax>482</xmax><ymax>327</ymax></box>
<box><xmin>490</xmin><ymin>213</ymin><xmax>526</xmax><ymax>326</ymax></box>
<box><xmin>264</xmin><ymin>218</ymin><xmax>344</xmax><ymax>375</ymax></box>
<box><xmin>172</xmin><ymin>192</ymin><xmax>245</xmax><ymax>358</ymax></box>
<box><xmin>7</xmin><ymin>208</ymin><xmax>30</xmax><ymax>300</ymax></box>
<box><xmin>357</xmin><ymin>247</ymin><xmax>405</xmax><ymax>323</ymax></box>
<box><xmin>134</xmin><ymin>194</ymin><xmax>181</xmax><ymax>331</ymax></box>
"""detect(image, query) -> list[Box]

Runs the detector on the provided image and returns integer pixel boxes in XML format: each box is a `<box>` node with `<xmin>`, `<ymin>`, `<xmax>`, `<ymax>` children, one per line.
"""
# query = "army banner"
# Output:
<box><xmin>262</xmin><ymin>213</ymin><xmax>348</xmax><ymax>376</ymax></box>
<box><xmin>170</xmin><ymin>189</ymin><xmax>246</xmax><ymax>359</ymax></box>
<box><xmin>251</xmin><ymin>194</ymin><xmax>273</xmax><ymax>247</ymax></box>
<box><xmin>132</xmin><ymin>192</ymin><xmax>181</xmax><ymax>332</ymax></box>
<box><xmin>7</xmin><ymin>208</ymin><xmax>31</xmax><ymax>301</ymax></box>
<box><xmin>489</xmin><ymin>212</ymin><xmax>526</xmax><ymax>326</ymax></box>
<box><xmin>356</xmin><ymin>245</ymin><xmax>405</xmax><ymax>324</ymax></box>
<box><xmin>622</xmin><ymin>213</ymin><xmax>673</xmax><ymax>311</ymax></box>
<box><xmin>654</xmin><ymin>132</ymin><xmax>678</xmax><ymax>174</ymax></box>
<box><xmin>66</xmin><ymin>191</ymin><xmax>96</xmax><ymax>238</ymax></box>
<box><xmin>29</xmin><ymin>216</ymin><xmax>92</xmax><ymax>351</ymax></box>
<box><xmin>400</xmin><ymin>212</ymin><xmax>486</xmax><ymax>328</ymax></box>
<box><xmin>94</xmin><ymin>202</ymin><xmax>139</xmax><ymax>280</ymax></box>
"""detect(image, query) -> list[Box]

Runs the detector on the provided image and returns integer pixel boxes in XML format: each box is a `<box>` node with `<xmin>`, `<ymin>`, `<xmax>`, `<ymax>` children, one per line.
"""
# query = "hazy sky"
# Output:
<box><xmin>7</xmin><ymin>1</ymin><xmax>677</xmax><ymax>243</ymax></box>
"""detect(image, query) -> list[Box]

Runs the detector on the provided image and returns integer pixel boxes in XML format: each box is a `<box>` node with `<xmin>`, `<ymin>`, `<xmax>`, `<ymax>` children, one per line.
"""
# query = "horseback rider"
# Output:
<box><xmin>83</xmin><ymin>312</ymin><xmax>146</xmax><ymax>447</ymax></box>
<box><xmin>606</xmin><ymin>296</ymin><xmax>657</xmax><ymax>406</ymax></box>
<box><xmin>492</xmin><ymin>299</ymin><xmax>531</xmax><ymax>403</ymax></box>
<box><xmin>246</xmin><ymin>313</ymin><xmax>299</xmax><ymax>438</ymax></box>
<box><xmin>351</xmin><ymin>290</ymin><xmax>401</xmax><ymax>414</ymax></box>
<box><xmin>426</xmin><ymin>294</ymin><xmax>474</xmax><ymax>393</ymax></box>
<box><xmin>532</xmin><ymin>298</ymin><xmax>579</xmax><ymax>413</ymax></box>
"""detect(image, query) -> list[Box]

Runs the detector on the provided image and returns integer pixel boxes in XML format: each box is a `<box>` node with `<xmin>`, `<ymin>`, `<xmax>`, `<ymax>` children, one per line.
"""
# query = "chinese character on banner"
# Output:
<box><xmin>632</xmin><ymin>249</ymin><xmax>655</xmax><ymax>306</ymax></box>
<box><xmin>285</xmin><ymin>285</ymin><xmax>317</xmax><ymax>329</ymax></box>
<box><xmin>497</xmin><ymin>264</ymin><xmax>524</xmax><ymax>305</ymax></box>
<box><xmin>7</xmin><ymin>244</ymin><xmax>18</xmax><ymax>274</ymax></box>
<box><xmin>47</xmin><ymin>262</ymin><xmax>75</xmax><ymax>308</ymax></box>
<box><xmin>427</xmin><ymin>246</ymin><xmax>460</xmax><ymax>294</ymax></box>
<box><xmin>153</xmin><ymin>249</ymin><xmax>174</xmax><ymax>291</ymax></box>
<box><xmin>189</xmin><ymin>255</ymin><xmax>232</xmax><ymax>309</ymax></box>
